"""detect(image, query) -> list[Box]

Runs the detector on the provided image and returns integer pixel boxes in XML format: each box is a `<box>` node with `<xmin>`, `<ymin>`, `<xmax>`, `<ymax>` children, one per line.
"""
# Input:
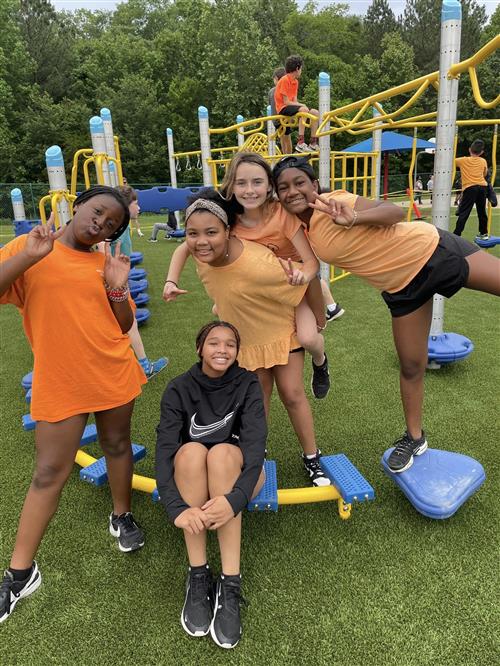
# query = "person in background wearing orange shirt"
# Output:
<box><xmin>0</xmin><ymin>186</ymin><xmax>147</xmax><ymax>624</ymax></box>
<box><xmin>453</xmin><ymin>139</ymin><xmax>489</xmax><ymax>239</ymax></box>
<box><xmin>274</xmin><ymin>55</ymin><xmax>319</xmax><ymax>153</ymax></box>
<box><xmin>273</xmin><ymin>156</ymin><xmax>500</xmax><ymax>476</ymax></box>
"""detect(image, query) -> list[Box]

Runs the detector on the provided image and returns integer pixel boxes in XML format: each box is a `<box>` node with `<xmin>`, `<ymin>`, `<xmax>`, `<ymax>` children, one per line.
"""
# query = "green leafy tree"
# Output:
<box><xmin>362</xmin><ymin>0</ymin><xmax>399</xmax><ymax>59</ymax></box>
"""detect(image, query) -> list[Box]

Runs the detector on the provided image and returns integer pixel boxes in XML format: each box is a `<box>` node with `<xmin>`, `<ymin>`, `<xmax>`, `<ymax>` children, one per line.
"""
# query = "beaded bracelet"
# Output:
<box><xmin>104</xmin><ymin>281</ymin><xmax>130</xmax><ymax>303</ymax></box>
<box><xmin>344</xmin><ymin>209</ymin><xmax>358</xmax><ymax>229</ymax></box>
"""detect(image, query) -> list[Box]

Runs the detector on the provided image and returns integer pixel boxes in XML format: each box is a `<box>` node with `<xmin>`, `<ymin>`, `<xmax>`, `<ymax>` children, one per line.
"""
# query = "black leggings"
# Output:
<box><xmin>453</xmin><ymin>185</ymin><xmax>488</xmax><ymax>236</ymax></box>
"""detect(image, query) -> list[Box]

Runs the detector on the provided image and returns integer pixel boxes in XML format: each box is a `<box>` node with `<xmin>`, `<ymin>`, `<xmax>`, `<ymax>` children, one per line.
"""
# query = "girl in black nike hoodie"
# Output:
<box><xmin>155</xmin><ymin>321</ymin><xmax>267</xmax><ymax>649</ymax></box>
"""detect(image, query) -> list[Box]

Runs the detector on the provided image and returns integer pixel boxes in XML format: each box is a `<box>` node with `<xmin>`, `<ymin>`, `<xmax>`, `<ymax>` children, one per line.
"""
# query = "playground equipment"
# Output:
<box><xmin>381</xmin><ymin>448</ymin><xmax>485</xmax><ymax>519</ymax></box>
<box><xmin>130</xmin><ymin>251</ymin><xmax>143</xmax><ymax>267</ymax></box>
<box><xmin>10</xmin><ymin>188</ymin><xmax>40</xmax><ymax>236</ymax></box>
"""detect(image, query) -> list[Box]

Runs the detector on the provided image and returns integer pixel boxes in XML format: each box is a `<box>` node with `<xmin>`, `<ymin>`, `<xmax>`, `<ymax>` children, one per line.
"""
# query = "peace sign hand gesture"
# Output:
<box><xmin>103</xmin><ymin>241</ymin><xmax>130</xmax><ymax>288</ymax></box>
<box><xmin>24</xmin><ymin>214</ymin><xmax>65</xmax><ymax>260</ymax></box>
<box><xmin>309</xmin><ymin>192</ymin><xmax>355</xmax><ymax>227</ymax></box>
<box><xmin>278</xmin><ymin>257</ymin><xmax>307</xmax><ymax>286</ymax></box>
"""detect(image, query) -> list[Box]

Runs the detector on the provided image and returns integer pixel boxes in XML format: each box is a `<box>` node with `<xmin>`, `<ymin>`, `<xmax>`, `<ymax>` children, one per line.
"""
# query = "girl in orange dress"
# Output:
<box><xmin>0</xmin><ymin>186</ymin><xmax>147</xmax><ymax>624</ymax></box>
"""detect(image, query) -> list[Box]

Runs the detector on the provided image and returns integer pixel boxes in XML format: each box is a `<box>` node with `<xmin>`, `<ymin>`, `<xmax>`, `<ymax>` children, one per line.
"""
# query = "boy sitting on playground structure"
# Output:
<box><xmin>274</xmin><ymin>55</ymin><xmax>319</xmax><ymax>153</ymax></box>
<box><xmin>453</xmin><ymin>139</ymin><xmax>489</xmax><ymax>239</ymax></box>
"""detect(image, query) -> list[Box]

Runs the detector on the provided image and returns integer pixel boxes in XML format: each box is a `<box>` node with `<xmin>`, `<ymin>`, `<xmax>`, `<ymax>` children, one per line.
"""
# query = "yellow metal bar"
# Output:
<box><xmin>488</xmin><ymin>124</ymin><xmax>498</xmax><ymax>235</ymax></box>
<box><xmin>71</xmin><ymin>148</ymin><xmax>93</xmax><ymax>195</ymax></box>
<box><xmin>467</xmin><ymin>66</ymin><xmax>500</xmax><ymax>110</ymax></box>
<box><xmin>448</xmin><ymin>34</ymin><xmax>500</xmax><ymax>78</ymax></box>
<box><xmin>83</xmin><ymin>158</ymin><xmax>93</xmax><ymax>189</ymax></box>
<box><xmin>277</xmin><ymin>486</ymin><xmax>341</xmax><ymax>505</ymax></box>
<box><xmin>407</xmin><ymin>128</ymin><xmax>418</xmax><ymax>221</ymax></box>
<box><xmin>113</xmin><ymin>136</ymin><xmax>124</xmax><ymax>185</ymax></box>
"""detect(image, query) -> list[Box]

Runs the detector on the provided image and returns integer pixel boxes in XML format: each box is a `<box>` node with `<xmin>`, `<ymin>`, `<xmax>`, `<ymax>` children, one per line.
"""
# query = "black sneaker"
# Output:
<box><xmin>311</xmin><ymin>354</ymin><xmax>330</xmax><ymax>399</ymax></box>
<box><xmin>181</xmin><ymin>565</ymin><xmax>214</xmax><ymax>637</ymax></box>
<box><xmin>302</xmin><ymin>450</ymin><xmax>331</xmax><ymax>487</ymax></box>
<box><xmin>210</xmin><ymin>575</ymin><xmax>245</xmax><ymax>649</ymax></box>
<box><xmin>325</xmin><ymin>304</ymin><xmax>345</xmax><ymax>322</ymax></box>
<box><xmin>387</xmin><ymin>431</ymin><xmax>428</xmax><ymax>473</ymax></box>
<box><xmin>109</xmin><ymin>512</ymin><xmax>144</xmax><ymax>552</ymax></box>
<box><xmin>0</xmin><ymin>562</ymin><xmax>42</xmax><ymax>623</ymax></box>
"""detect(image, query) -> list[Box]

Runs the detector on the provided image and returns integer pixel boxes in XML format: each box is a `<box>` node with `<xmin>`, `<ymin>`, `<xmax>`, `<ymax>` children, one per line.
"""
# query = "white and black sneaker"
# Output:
<box><xmin>387</xmin><ymin>431</ymin><xmax>428</xmax><ymax>473</ymax></box>
<box><xmin>325</xmin><ymin>303</ymin><xmax>345</xmax><ymax>322</ymax></box>
<box><xmin>0</xmin><ymin>562</ymin><xmax>41</xmax><ymax>623</ymax></box>
<box><xmin>302</xmin><ymin>450</ymin><xmax>331</xmax><ymax>487</ymax></box>
<box><xmin>210</xmin><ymin>574</ymin><xmax>245</xmax><ymax>649</ymax></box>
<box><xmin>109</xmin><ymin>512</ymin><xmax>144</xmax><ymax>552</ymax></box>
<box><xmin>181</xmin><ymin>565</ymin><xmax>214</xmax><ymax>637</ymax></box>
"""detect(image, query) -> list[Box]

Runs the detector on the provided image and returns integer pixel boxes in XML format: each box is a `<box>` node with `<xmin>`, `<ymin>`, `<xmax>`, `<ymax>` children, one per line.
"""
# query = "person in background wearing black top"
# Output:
<box><xmin>155</xmin><ymin>321</ymin><xmax>266</xmax><ymax>650</ymax></box>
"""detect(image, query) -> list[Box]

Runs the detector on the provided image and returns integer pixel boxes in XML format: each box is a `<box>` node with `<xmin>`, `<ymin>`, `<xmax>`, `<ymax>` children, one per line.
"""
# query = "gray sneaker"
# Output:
<box><xmin>387</xmin><ymin>431</ymin><xmax>428</xmax><ymax>473</ymax></box>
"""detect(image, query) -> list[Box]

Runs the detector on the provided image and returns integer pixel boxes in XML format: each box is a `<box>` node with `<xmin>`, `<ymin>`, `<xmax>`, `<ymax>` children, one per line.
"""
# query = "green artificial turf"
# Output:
<box><xmin>0</xmin><ymin>212</ymin><xmax>499</xmax><ymax>666</ymax></box>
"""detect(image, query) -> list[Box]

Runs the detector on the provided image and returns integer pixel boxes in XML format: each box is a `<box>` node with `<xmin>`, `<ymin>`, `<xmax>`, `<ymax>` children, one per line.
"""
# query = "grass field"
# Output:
<box><xmin>1</xmin><ymin>208</ymin><xmax>499</xmax><ymax>666</ymax></box>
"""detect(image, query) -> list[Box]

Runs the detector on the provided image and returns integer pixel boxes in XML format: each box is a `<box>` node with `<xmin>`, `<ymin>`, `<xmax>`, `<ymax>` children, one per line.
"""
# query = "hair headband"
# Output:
<box><xmin>185</xmin><ymin>199</ymin><xmax>228</xmax><ymax>226</ymax></box>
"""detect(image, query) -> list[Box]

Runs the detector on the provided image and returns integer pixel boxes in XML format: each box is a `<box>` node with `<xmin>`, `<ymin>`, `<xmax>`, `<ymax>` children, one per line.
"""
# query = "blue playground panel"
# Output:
<box><xmin>22</xmin><ymin>371</ymin><xmax>33</xmax><ymax>391</ymax></box>
<box><xmin>130</xmin><ymin>251</ymin><xmax>143</xmax><ymax>267</ymax></box>
<box><xmin>129</xmin><ymin>279</ymin><xmax>148</xmax><ymax>296</ymax></box>
<box><xmin>13</xmin><ymin>220</ymin><xmax>40</xmax><ymax>237</ymax></box>
<box><xmin>381</xmin><ymin>448</ymin><xmax>485</xmax><ymax>519</ymax></box>
<box><xmin>474</xmin><ymin>235</ymin><xmax>500</xmax><ymax>248</ymax></box>
<box><xmin>80</xmin><ymin>444</ymin><xmax>146</xmax><ymax>486</ymax></box>
<box><xmin>136</xmin><ymin>308</ymin><xmax>150</xmax><ymax>325</ymax></box>
<box><xmin>247</xmin><ymin>460</ymin><xmax>278</xmax><ymax>512</ymax></box>
<box><xmin>129</xmin><ymin>267</ymin><xmax>147</xmax><ymax>281</ymax></box>
<box><xmin>137</xmin><ymin>186</ymin><xmax>202</xmax><ymax>214</ymax></box>
<box><xmin>320</xmin><ymin>454</ymin><xmax>375</xmax><ymax>504</ymax></box>
<box><xmin>132</xmin><ymin>292</ymin><xmax>149</xmax><ymax>306</ymax></box>
<box><xmin>22</xmin><ymin>415</ymin><xmax>98</xmax><ymax>447</ymax></box>
<box><xmin>428</xmin><ymin>333</ymin><xmax>474</xmax><ymax>363</ymax></box>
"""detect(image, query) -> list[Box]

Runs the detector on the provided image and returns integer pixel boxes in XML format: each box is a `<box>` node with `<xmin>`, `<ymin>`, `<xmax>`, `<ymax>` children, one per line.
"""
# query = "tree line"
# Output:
<box><xmin>1</xmin><ymin>0</ymin><xmax>498</xmax><ymax>184</ymax></box>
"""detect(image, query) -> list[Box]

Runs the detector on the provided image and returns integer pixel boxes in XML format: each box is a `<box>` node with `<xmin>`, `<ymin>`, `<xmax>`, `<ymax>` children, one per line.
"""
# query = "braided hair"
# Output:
<box><xmin>73</xmin><ymin>185</ymin><xmax>130</xmax><ymax>241</ymax></box>
<box><xmin>195</xmin><ymin>320</ymin><xmax>241</xmax><ymax>359</ymax></box>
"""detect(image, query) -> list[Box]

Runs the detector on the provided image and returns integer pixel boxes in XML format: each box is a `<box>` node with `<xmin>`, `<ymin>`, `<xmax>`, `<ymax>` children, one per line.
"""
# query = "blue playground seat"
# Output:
<box><xmin>247</xmin><ymin>460</ymin><xmax>278</xmax><ymax>511</ymax></box>
<box><xmin>165</xmin><ymin>229</ymin><xmax>186</xmax><ymax>239</ymax></box>
<box><xmin>428</xmin><ymin>333</ymin><xmax>474</xmax><ymax>364</ymax></box>
<box><xmin>80</xmin><ymin>444</ymin><xmax>146</xmax><ymax>486</ymax></box>
<box><xmin>130</xmin><ymin>251</ymin><xmax>143</xmax><ymax>267</ymax></box>
<box><xmin>136</xmin><ymin>186</ymin><xmax>202</xmax><ymax>214</ymax></box>
<box><xmin>129</xmin><ymin>267</ymin><xmax>147</xmax><ymax>281</ymax></box>
<box><xmin>132</xmin><ymin>292</ymin><xmax>149</xmax><ymax>306</ymax></box>
<box><xmin>22</xmin><ymin>415</ymin><xmax>98</xmax><ymax>447</ymax></box>
<box><xmin>320</xmin><ymin>454</ymin><xmax>375</xmax><ymax>504</ymax></box>
<box><xmin>129</xmin><ymin>279</ymin><xmax>148</xmax><ymax>296</ymax></box>
<box><xmin>381</xmin><ymin>447</ymin><xmax>485</xmax><ymax>519</ymax></box>
<box><xmin>474</xmin><ymin>235</ymin><xmax>500</xmax><ymax>248</ymax></box>
<box><xmin>14</xmin><ymin>220</ymin><xmax>40</xmax><ymax>237</ymax></box>
<box><xmin>135</xmin><ymin>308</ymin><xmax>150</xmax><ymax>325</ymax></box>
<box><xmin>21</xmin><ymin>371</ymin><xmax>33</xmax><ymax>391</ymax></box>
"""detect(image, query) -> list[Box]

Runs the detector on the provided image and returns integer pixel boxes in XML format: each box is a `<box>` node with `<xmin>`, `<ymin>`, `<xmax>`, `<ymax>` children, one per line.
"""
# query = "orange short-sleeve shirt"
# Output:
<box><xmin>306</xmin><ymin>191</ymin><xmax>439</xmax><ymax>293</ymax></box>
<box><xmin>231</xmin><ymin>202</ymin><xmax>302</xmax><ymax>261</ymax></box>
<box><xmin>455</xmin><ymin>156</ymin><xmax>487</xmax><ymax>190</ymax></box>
<box><xmin>196</xmin><ymin>240</ymin><xmax>306</xmax><ymax>370</ymax></box>
<box><xmin>0</xmin><ymin>235</ymin><xmax>146</xmax><ymax>421</ymax></box>
<box><xmin>274</xmin><ymin>74</ymin><xmax>298</xmax><ymax>113</ymax></box>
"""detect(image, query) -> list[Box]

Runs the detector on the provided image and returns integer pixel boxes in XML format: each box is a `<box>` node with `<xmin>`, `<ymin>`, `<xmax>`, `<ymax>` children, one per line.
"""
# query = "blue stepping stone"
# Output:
<box><xmin>428</xmin><ymin>333</ymin><xmax>474</xmax><ymax>363</ymax></box>
<box><xmin>474</xmin><ymin>235</ymin><xmax>500</xmax><ymax>248</ymax></box>
<box><xmin>129</xmin><ymin>279</ymin><xmax>148</xmax><ymax>296</ymax></box>
<box><xmin>129</xmin><ymin>267</ymin><xmax>147</xmax><ymax>281</ymax></box>
<box><xmin>21</xmin><ymin>417</ymin><xmax>97</xmax><ymax>446</ymax></box>
<box><xmin>166</xmin><ymin>229</ymin><xmax>186</xmax><ymax>239</ymax></box>
<box><xmin>135</xmin><ymin>308</ymin><xmax>150</xmax><ymax>326</ymax></box>
<box><xmin>320</xmin><ymin>454</ymin><xmax>375</xmax><ymax>504</ymax></box>
<box><xmin>132</xmin><ymin>292</ymin><xmax>149</xmax><ymax>306</ymax></box>
<box><xmin>21</xmin><ymin>371</ymin><xmax>33</xmax><ymax>391</ymax></box>
<box><xmin>80</xmin><ymin>444</ymin><xmax>146</xmax><ymax>486</ymax></box>
<box><xmin>247</xmin><ymin>460</ymin><xmax>278</xmax><ymax>512</ymax></box>
<box><xmin>381</xmin><ymin>448</ymin><xmax>485</xmax><ymax>519</ymax></box>
<box><xmin>25</xmin><ymin>388</ymin><xmax>32</xmax><ymax>404</ymax></box>
<box><xmin>130</xmin><ymin>251</ymin><xmax>143</xmax><ymax>267</ymax></box>
<box><xmin>22</xmin><ymin>414</ymin><xmax>36</xmax><ymax>431</ymax></box>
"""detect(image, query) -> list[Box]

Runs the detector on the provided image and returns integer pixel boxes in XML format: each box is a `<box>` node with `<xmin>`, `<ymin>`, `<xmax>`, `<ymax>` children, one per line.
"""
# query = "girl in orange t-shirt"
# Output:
<box><xmin>164</xmin><ymin>153</ymin><xmax>333</xmax><ymax>403</ymax></box>
<box><xmin>273</xmin><ymin>156</ymin><xmax>500</xmax><ymax>476</ymax></box>
<box><xmin>0</xmin><ymin>186</ymin><xmax>147</xmax><ymax>624</ymax></box>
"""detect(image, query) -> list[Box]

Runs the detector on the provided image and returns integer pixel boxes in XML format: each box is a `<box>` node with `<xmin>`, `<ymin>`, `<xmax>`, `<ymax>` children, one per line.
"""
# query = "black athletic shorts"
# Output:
<box><xmin>278</xmin><ymin>104</ymin><xmax>303</xmax><ymax>135</ymax></box>
<box><xmin>381</xmin><ymin>228</ymin><xmax>479</xmax><ymax>317</ymax></box>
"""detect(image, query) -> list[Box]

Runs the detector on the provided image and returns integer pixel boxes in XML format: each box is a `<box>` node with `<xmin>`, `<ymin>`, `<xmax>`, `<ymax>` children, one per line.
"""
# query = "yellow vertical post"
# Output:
<box><xmin>487</xmin><ymin>124</ymin><xmax>498</xmax><ymax>235</ymax></box>
<box><xmin>407</xmin><ymin>128</ymin><xmax>418</xmax><ymax>221</ymax></box>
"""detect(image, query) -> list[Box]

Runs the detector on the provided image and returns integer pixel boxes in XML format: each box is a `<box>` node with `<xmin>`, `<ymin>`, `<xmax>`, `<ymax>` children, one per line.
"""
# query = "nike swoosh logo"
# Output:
<box><xmin>189</xmin><ymin>411</ymin><xmax>235</xmax><ymax>439</ymax></box>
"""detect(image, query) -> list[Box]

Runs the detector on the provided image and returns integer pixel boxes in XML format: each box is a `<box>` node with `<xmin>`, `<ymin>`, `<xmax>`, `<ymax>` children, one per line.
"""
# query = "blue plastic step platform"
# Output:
<box><xmin>130</xmin><ymin>251</ymin><xmax>143</xmax><ymax>267</ymax></box>
<box><xmin>247</xmin><ymin>460</ymin><xmax>278</xmax><ymax>512</ymax></box>
<box><xmin>381</xmin><ymin>448</ymin><xmax>485</xmax><ymax>519</ymax></box>
<box><xmin>25</xmin><ymin>388</ymin><xmax>32</xmax><ymax>404</ymax></box>
<box><xmin>428</xmin><ymin>333</ymin><xmax>474</xmax><ymax>364</ymax></box>
<box><xmin>132</xmin><ymin>292</ymin><xmax>149</xmax><ymax>306</ymax></box>
<box><xmin>80</xmin><ymin>443</ymin><xmax>146</xmax><ymax>486</ymax></box>
<box><xmin>21</xmin><ymin>371</ymin><xmax>33</xmax><ymax>391</ymax></box>
<box><xmin>136</xmin><ymin>308</ymin><xmax>150</xmax><ymax>325</ymax></box>
<box><xmin>320</xmin><ymin>454</ymin><xmax>375</xmax><ymax>504</ymax></box>
<box><xmin>22</xmin><ymin>416</ymin><xmax>98</xmax><ymax>446</ymax></box>
<box><xmin>129</xmin><ymin>279</ymin><xmax>148</xmax><ymax>297</ymax></box>
<box><xmin>129</xmin><ymin>267</ymin><xmax>147</xmax><ymax>281</ymax></box>
<box><xmin>166</xmin><ymin>229</ymin><xmax>186</xmax><ymax>239</ymax></box>
<box><xmin>474</xmin><ymin>235</ymin><xmax>500</xmax><ymax>249</ymax></box>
